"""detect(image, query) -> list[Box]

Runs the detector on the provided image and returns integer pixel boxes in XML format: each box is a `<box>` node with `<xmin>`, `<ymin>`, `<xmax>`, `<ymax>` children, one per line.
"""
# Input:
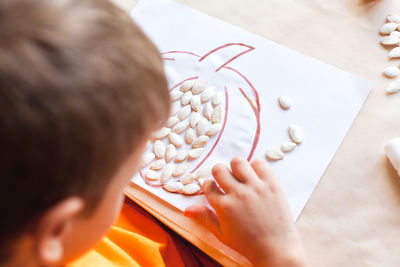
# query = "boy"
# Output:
<box><xmin>0</xmin><ymin>0</ymin><xmax>306</xmax><ymax>266</ymax></box>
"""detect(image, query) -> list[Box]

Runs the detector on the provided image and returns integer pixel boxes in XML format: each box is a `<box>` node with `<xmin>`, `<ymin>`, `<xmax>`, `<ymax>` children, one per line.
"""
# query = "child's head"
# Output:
<box><xmin>0</xmin><ymin>0</ymin><xmax>169</xmax><ymax>265</ymax></box>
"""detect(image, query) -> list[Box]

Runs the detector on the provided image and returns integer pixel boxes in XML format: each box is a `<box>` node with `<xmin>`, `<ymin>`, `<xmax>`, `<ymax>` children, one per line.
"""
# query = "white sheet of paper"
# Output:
<box><xmin>130</xmin><ymin>0</ymin><xmax>371</xmax><ymax>219</ymax></box>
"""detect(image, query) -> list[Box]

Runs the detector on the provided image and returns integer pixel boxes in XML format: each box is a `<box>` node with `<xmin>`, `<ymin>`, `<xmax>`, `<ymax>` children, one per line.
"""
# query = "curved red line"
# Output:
<box><xmin>198</xmin><ymin>43</ymin><xmax>255</xmax><ymax>72</ymax></box>
<box><xmin>238</xmin><ymin>88</ymin><xmax>261</xmax><ymax>161</ymax></box>
<box><xmin>223</xmin><ymin>66</ymin><xmax>261</xmax><ymax>162</ymax></box>
<box><xmin>162</xmin><ymin>57</ymin><xmax>175</xmax><ymax>61</ymax></box>
<box><xmin>215</xmin><ymin>48</ymin><xmax>254</xmax><ymax>72</ymax></box>
<box><xmin>190</xmin><ymin>86</ymin><xmax>229</xmax><ymax>173</ymax></box>
<box><xmin>161</xmin><ymin>51</ymin><xmax>201</xmax><ymax>58</ymax></box>
<box><xmin>223</xmin><ymin>66</ymin><xmax>260</xmax><ymax>111</ymax></box>
<box><xmin>168</xmin><ymin>76</ymin><xmax>198</xmax><ymax>92</ymax></box>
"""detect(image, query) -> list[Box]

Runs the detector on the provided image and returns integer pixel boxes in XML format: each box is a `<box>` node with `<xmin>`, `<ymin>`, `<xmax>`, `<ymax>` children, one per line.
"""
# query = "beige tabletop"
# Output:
<box><xmin>113</xmin><ymin>0</ymin><xmax>400</xmax><ymax>266</ymax></box>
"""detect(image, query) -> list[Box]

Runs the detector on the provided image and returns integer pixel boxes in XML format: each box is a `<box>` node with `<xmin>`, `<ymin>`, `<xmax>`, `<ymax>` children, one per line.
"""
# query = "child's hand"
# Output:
<box><xmin>184</xmin><ymin>157</ymin><xmax>306</xmax><ymax>267</ymax></box>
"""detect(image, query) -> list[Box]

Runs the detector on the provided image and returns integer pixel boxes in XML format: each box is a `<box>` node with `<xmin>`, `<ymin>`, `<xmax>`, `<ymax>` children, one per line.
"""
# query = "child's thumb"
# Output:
<box><xmin>184</xmin><ymin>205</ymin><xmax>221</xmax><ymax>239</ymax></box>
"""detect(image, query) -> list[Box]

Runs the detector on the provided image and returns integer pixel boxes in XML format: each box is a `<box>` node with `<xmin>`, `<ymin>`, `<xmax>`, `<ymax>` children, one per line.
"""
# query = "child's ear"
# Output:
<box><xmin>34</xmin><ymin>197</ymin><xmax>84</xmax><ymax>265</ymax></box>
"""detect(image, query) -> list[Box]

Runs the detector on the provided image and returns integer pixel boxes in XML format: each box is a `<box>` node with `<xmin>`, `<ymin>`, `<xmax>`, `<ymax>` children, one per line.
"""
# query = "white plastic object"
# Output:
<box><xmin>385</xmin><ymin>137</ymin><xmax>400</xmax><ymax>176</ymax></box>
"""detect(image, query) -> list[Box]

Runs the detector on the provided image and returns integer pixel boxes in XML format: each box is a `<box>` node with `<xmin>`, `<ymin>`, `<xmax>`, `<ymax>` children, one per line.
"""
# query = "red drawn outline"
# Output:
<box><xmin>238</xmin><ymin>87</ymin><xmax>261</xmax><ymax>161</ymax></box>
<box><xmin>199</xmin><ymin>43</ymin><xmax>255</xmax><ymax>72</ymax></box>
<box><xmin>137</xmin><ymin>43</ymin><xmax>261</xmax><ymax>188</ymax></box>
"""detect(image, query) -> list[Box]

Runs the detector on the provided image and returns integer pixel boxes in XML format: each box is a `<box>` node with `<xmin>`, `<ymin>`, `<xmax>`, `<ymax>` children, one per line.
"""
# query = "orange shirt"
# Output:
<box><xmin>67</xmin><ymin>198</ymin><xmax>218</xmax><ymax>267</ymax></box>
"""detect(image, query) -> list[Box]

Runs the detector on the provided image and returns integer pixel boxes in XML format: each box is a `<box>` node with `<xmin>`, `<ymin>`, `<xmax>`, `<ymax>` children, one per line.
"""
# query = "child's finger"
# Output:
<box><xmin>201</xmin><ymin>178</ymin><xmax>224</xmax><ymax>206</ymax></box>
<box><xmin>184</xmin><ymin>205</ymin><xmax>221</xmax><ymax>239</ymax></box>
<box><xmin>211</xmin><ymin>164</ymin><xmax>236</xmax><ymax>192</ymax></box>
<box><xmin>250</xmin><ymin>159</ymin><xmax>277</xmax><ymax>184</ymax></box>
<box><xmin>230</xmin><ymin>157</ymin><xmax>258</xmax><ymax>184</ymax></box>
